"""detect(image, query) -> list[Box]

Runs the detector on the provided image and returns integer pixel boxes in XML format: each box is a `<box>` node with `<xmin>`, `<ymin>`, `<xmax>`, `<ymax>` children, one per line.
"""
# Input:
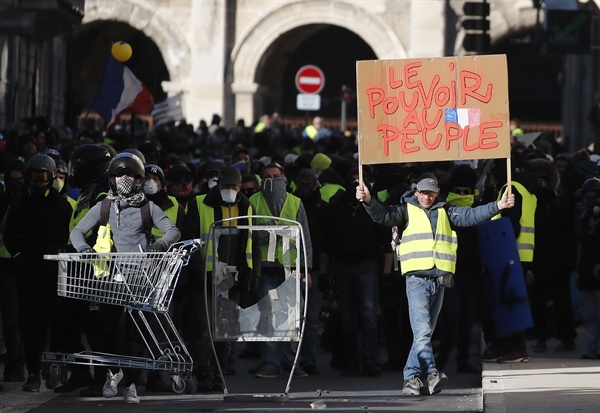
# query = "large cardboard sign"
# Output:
<box><xmin>357</xmin><ymin>55</ymin><xmax>510</xmax><ymax>164</ymax></box>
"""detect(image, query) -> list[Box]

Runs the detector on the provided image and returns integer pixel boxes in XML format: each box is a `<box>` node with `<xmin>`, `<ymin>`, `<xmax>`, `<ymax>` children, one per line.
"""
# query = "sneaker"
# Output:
<box><xmin>123</xmin><ymin>383</ymin><xmax>140</xmax><ymax>404</ymax></box>
<box><xmin>554</xmin><ymin>340</ymin><xmax>575</xmax><ymax>353</ymax></box>
<box><xmin>402</xmin><ymin>376</ymin><xmax>423</xmax><ymax>396</ymax></box>
<box><xmin>426</xmin><ymin>371</ymin><xmax>448</xmax><ymax>395</ymax></box>
<box><xmin>481</xmin><ymin>348</ymin><xmax>503</xmax><ymax>362</ymax></box>
<box><xmin>497</xmin><ymin>351</ymin><xmax>529</xmax><ymax>363</ymax></box>
<box><xmin>22</xmin><ymin>373</ymin><xmax>41</xmax><ymax>392</ymax></box>
<box><xmin>254</xmin><ymin>363</ymin><xmax>279</xmax><ymax>378</ymax></box>
<box><xmin>532</xmin><ymin>339</ymin><xmax>547</xmax><ymax>353</ymax></box>
<box><xmin>102</xmin><ymin>368</ymin><xmax>123</xmax><ymax>398</ymax></box>
<box><xmin>283</xmin><ymin>363</ymin><xmax>308</xmax><ymax>378</ymax></box>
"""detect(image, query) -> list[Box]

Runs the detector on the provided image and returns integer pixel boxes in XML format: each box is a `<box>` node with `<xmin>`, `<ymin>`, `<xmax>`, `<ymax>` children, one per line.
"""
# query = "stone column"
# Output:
<box><xmin>232</xmin><ymin>82</ymin><xmax>258</xmax><ymax>125</ymax></box>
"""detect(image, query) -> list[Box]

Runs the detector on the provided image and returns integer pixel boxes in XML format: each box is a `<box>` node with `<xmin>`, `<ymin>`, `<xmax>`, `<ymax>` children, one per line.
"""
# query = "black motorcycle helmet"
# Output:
<box><xmin>26</xmin><ymin>153</ymin><xmax>56</xmax><ymax>180</ymax></box>
<box><xmin>25</xmin><ymin>154</ymin><xmax>56</xmax><ymax>197</ymax></box>
<box><xmin>107</xmin><ymin>152</ymin><xmax>145</xmax><ymax>194</ymax></box>
<box><xmin>68</xmin><ymin>144</ymin><xmax>112</xmax><ymax>189</ymax></box>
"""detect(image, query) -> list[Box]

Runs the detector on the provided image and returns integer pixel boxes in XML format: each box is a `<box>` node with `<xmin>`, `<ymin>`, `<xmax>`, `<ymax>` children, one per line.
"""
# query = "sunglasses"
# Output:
<box><xmin>453</xmin><ymin>187</ymin><xmax>473</xmax><ymax>195</ymax></box>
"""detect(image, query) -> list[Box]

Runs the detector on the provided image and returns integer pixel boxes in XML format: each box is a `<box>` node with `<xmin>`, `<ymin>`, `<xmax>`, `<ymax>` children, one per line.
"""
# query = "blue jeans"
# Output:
<box><xmin>335</xmin><ymin>260</ymin><xmax>380</xmax><ymax>370</ymax></box>
<box><xmin>404</xmin><ymin>276</ymin><xmax>445</xmax><ymax>381</ymax></box>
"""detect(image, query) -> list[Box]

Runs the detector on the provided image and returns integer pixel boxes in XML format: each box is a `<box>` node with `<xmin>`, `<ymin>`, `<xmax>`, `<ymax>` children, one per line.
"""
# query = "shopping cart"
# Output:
<box><xmin>42</xmin><ymin>239</ymin><xmax>202</xmax><ymax>394</ymax></box>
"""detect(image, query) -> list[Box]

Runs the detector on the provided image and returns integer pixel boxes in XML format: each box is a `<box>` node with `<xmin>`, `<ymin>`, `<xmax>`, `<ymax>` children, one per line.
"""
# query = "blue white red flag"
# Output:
<box><xmin>91</xmin><ymin>57</ymin><xmax>154</xmax><ymax>129</ymax></box>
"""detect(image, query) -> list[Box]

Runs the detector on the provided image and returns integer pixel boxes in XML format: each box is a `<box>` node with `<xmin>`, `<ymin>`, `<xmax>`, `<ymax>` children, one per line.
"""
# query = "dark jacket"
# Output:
<box><xmin>184</xmin><ymin>186</ymin><xmax>261</xmax><ymax>291</ymax></box>
<box><xmin>4</xmin><ymin>187</ymin><xmax>72</xmax><ymax>259</ymax></box>
<box><xmin>575</xmin><ymin>202</ymin><xmax>600</xmax><ymax>291</ymax></box>
<box><xmin>322</xmin><ymin>188</ymin><xmax>389</xmax><ymax>262</ymax></box>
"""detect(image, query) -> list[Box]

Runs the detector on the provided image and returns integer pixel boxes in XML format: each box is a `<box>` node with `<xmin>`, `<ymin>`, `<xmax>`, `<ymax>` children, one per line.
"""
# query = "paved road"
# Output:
<box><xmin>1</xmin><ymin>343</ymin><xmax>482</xmax><ymax>413</ymax></box>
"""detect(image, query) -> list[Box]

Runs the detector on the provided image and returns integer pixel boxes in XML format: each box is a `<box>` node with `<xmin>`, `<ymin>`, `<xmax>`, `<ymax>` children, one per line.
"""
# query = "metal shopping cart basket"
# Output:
<box><xmin>42</xmin><ymin>239</ymin><xmax>202</xmax><ymax>394</ymax></box>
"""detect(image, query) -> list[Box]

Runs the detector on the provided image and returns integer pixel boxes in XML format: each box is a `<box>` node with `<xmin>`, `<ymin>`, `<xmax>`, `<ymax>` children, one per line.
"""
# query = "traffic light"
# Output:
<box><xmin>462</xmin><ymin>1</ymin><xmax>490</xmax><ymax>53</ymax></box>
<box><xmin>342</xmin><ymin>85</ymin><xmax>352</xmax><ymax>102</ymax></box>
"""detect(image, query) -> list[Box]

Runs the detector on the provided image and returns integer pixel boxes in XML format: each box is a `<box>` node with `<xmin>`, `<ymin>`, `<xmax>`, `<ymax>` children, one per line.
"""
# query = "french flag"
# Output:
<box><xmin>91</xmin><ymin>57</ymin><xmax>154</xmax><ymax>130</ymax></box>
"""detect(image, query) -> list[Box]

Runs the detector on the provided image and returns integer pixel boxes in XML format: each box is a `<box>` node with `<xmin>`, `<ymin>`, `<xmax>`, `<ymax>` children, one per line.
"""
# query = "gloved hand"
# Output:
<box><xmin>78</xmin><ymin>247</ymin><xmax>94</xmax><ymax>254</ymax></box>
<box><xmin>147</xmin><ymin>243</ymin><xmax>165</xmax><ymax>253</ymax></box>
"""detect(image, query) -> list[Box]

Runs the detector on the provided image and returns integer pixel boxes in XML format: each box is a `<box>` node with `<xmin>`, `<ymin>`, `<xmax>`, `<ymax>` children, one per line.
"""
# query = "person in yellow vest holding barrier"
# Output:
<box><xmin>248</xmin><ymin>162</ymin><xmax>313</xmax><ymax>379</ymax></box>
<box><xmin>183</xmin><ymin>166</ymin><xmax>261</xmax><ymax>391</ymax></box>
<box><xmin>356</xmin><ymin>173</ymin><xmax>515</xmax><ymax>397</ymax></box>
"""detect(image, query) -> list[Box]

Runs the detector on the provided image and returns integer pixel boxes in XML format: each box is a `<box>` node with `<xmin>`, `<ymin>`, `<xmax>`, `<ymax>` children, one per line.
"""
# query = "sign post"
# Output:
<box><xmin>295</xmin><ymin>65</ymin><xmax>325</xmax><ymax>111</ymax></box>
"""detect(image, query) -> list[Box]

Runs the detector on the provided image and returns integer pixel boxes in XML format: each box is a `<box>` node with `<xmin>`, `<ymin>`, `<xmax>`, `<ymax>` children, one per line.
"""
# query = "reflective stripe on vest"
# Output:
<box><xmin>399</xmin><ymin>203</ymin><xmax>458</xmax><ymax>275</ymax></box>
<box><xmin>196</xmin><ymin>194</ymin><xmax>253</xmax><ymax>271</ymax></box>
<box><xmin>250</xmin><ymin>192</ymin><xmax>300</xmax><ymax>265</ymax></box>
<box><xmin>493</xmin><ymin>182</ymin><xmax>536</xmax><ymax>262</ymax></box>
<box><xmin>151</xmin><ymin>195</ymin><xmax>179</xmax><ymax>240</ymax></box>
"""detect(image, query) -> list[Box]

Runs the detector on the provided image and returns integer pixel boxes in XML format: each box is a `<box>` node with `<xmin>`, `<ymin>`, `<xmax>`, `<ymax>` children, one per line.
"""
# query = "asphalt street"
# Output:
<box><xmin>1</xmin><ymin>341</ymin><xmax>483</xmax><ymax>413</ymax></box>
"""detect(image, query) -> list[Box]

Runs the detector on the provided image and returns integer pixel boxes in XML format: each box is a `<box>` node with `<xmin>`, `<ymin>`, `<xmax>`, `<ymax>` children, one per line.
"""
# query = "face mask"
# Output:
<box><xmin>242</xmin><ymin>188</ymin><xmax>257</xmax><ymax>198</ymax></box>
<box><xmin>143</xmin><ymin>179</ymin><xmax>159</xmax><ymax>195</ymax></box>
<box><xmin>297</xmin><ymin>185</ymin><xmax>313</xmax><ymax>198</ymax></box>
<box><xmin>262</xmin><ymin>177</ymin><xmax>287</xmax><ymax>193</ymax></box>
<box><xmin>169</xmin><ymin>181</ymin><xmax>193</xmax><ymax>199</ymax></box>
<box><xmin>446</xmin><ymin>192</ymin><xmax>475</xmax><ymax>207</ymax></box>
<box><xmin>53</xmin><ymin>178</ymin><xmax>64</xmax><ymax>193</ymax></box>
<box><xmin>208</xmin><ymin>177</ymin><xmax>218</xmax><ymax>189</ymax></box>
<box><xmin>116</xmin><ymin>176</ymin><xmax>134</xmax><ymax>197</ymax></box>
<box><xmin>220</xmin><ymin>188</ymin><xmax>237</xmax><ymax>203</ymax></box>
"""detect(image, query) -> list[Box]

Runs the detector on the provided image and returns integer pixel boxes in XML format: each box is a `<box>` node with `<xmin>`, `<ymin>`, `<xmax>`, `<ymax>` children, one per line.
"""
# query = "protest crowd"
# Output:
<box><xmin>0</xmin><ymin>112</ymin><xmax>599</xmax><ymax>400</ymax></box>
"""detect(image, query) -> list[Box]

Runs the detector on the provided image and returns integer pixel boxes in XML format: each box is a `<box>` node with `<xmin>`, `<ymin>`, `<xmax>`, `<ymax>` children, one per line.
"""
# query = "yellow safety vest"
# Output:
<box><xmin>196</xmin><ymin>194</ymin><xmax>253</xmax><ymax>272</ymax></box>
<box><xmin>494</xmin><ymin>182</ymin><xmax>536</xmax><ymax>262</ymax></box>
<box><xmin>68</xmin><ymin>190</ymin><xmax>108</xmax><ymax>242</ymax></box>
<box><xmin>250</xmin><ymin>192</ymin><xmax>300</xmax><ymax>265</ymax></box>
<box><xmin>304</xmin><ymin>125</ymin><xmax>319</xmax><ymax>139</ymax></box>
<box><xmin>320</xmin><ymin>183</ymin><xmax>345</xmax><ymax>203</ymax></box>
<box><xmin>151</xmin><ymin>195</ymin><xmax>179</xmax><ymax>240</ymax></box>
<box><xmin>399</xmin><ymin>203</ymin><xmax>458</xmax><ymax>275</ymax></box>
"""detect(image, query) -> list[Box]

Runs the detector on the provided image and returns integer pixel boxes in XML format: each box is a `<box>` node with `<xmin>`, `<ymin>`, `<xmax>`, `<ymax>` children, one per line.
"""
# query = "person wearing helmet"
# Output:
<box><xmin>3</xmin><ymin>154</ymin><xmax>73</xmax><ymax>392</ymax></box>
<box><xmin>67</xmin><ymin>144</ymin><xmax>113</xmax><ymax>234</ymax></box>
<box><xmin>70</xmin><ymin>151</ymin><xmax>181</xmax><ymax>402</ymax></box>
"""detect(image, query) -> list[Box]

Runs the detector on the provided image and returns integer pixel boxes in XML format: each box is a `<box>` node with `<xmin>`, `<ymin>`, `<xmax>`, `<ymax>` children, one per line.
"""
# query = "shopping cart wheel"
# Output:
<box><xmin>171</xmin><ymin>375</ymin><xmax>191</xmax><ymax>394</ymax></box>
<box><xmin>44</xmin><ymin>363</ymin><xmax>63</xmax><ymax>390</ymax></box>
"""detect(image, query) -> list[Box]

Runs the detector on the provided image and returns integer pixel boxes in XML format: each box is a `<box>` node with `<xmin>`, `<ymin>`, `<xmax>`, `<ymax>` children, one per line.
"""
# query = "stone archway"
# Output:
<box><xmin>83</xmin><ymin>0</ymin><xmax>191</xmax><ymax>82</ymax></box>
<box><xmin>231</xmin><ymin>1</ymin><xmax>406</xmax><ymax>123</ymax></box>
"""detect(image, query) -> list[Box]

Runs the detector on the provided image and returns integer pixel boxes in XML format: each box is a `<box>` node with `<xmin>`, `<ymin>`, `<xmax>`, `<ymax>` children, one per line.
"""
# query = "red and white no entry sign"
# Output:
<box><xmin>295</xmin><ymin>65</ymin><xmax>325</xmax><ymax>94</ymax></box>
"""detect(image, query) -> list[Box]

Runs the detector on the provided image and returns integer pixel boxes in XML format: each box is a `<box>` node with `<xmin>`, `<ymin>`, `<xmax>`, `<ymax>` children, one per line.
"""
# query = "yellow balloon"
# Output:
<box><xmin>111</xmin><ymin>42</ymin><xmax>132</xmax><ymax>62</ymax></box>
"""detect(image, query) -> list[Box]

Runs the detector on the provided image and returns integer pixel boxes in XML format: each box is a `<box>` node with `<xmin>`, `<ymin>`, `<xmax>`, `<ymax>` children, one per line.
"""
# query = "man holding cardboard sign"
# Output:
<box><xmin>356</xmin><ymin>175</ymin><xmax>514</xmax><ymax>395</ymax></box>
